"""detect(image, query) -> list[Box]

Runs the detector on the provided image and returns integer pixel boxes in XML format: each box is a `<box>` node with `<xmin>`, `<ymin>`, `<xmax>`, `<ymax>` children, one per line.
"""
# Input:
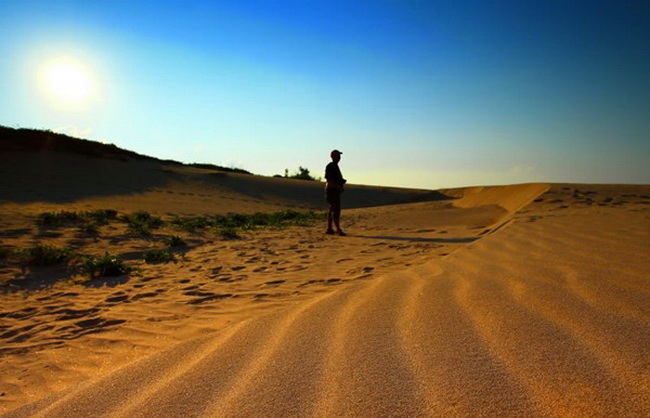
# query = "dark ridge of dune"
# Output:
<box><xmin>0</xmin><ymin>126</ymin><xmax>444</xmax><ymax>209</ymax></box>
<box><xmin>0</xmin><ymin>126</ymin><xmax>250</xmax><ymax>174</ymax></box>
<box><xmin>0</xmin><ymin>126</ymin><xmax>159</xmax><ymax>162</ymax></box>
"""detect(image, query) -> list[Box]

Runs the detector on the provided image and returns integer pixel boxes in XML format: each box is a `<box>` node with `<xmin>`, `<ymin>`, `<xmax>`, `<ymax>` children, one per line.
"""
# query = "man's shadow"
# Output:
<box><xmin>350</xmin><ymin>234</ymin><xmax>480</xmax><ymax>244</ymax></box>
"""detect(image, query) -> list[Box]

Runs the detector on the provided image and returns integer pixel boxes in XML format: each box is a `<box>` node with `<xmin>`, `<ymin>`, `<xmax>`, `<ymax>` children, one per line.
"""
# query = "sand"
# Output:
<box><xmin>1</xmin><ymin>149</ymin><xmax>649</xmax><ymax>416</ymax></box>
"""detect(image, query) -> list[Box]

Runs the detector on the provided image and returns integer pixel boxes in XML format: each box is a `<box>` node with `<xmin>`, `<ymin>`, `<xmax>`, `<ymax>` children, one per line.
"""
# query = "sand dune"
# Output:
<box><xmin>1</xmin><ymin>137</ymin><xmax>649</xmax><ymax>416</ymax></box>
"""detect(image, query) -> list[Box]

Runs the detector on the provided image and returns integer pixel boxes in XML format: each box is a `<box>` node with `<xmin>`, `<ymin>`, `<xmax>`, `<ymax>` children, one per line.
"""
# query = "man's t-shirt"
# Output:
<box><xmin>325</xmin><ymin>162</ymin><xmax>345</xmax><ymax>190</ymax></box>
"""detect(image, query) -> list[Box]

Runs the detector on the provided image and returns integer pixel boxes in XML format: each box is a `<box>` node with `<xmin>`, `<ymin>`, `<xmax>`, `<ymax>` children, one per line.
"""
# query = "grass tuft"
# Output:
<box><xmin>122</xmin><ymin>211</ymin><xmax>163</xmax><ymax>236</ymax></box>
<box><xmin>171</xmin><ymin>210</ymin><xmax>324</xmax><ymax>235</ymax></box>
<box><xmin>16</xmin><ymin>244</ymin><xmax>74</xmax><ymax>266</ymax></box>
<box><xmin>80</xmin><ymin>253</ymin><xmax>132</xmax><ymax>278</ymax></box>
<box><xmin>38</xmin><ymin>211</ymin><xmax>82</xmax><ymax>225</ymax></box>
<box><xmin>217</xmin><ymin>227</ymin><xmax>240</xmax><ymax>239</ymax></box>
<box><xmin>164</xmin><ymin>235</ymin><xmax>186</xmax><ymax>247</ymax></box>
<box><xmin>143</xmin><ymin>249</ymin><xmax>176</xmax><ymax>263</ymax></box>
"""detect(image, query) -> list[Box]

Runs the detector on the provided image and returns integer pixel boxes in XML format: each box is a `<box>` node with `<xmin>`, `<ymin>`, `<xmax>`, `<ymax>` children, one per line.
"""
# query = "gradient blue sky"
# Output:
<box><xmin>2</xmin><ymin>0</ymin><xmax>649</xmax><ymax>189</ymax></box>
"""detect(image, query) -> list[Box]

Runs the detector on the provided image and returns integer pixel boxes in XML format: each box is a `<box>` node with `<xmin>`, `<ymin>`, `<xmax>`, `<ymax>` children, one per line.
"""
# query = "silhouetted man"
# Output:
<box><xmin>325</xmin><ymin>149</ymin><xmax>347</xmax><ymax>236</ymax></box>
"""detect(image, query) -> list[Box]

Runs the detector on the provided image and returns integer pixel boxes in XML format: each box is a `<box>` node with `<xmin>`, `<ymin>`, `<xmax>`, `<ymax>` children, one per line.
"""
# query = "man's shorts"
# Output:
<box><xmin>325</xmin><ymin>188</ymin><xmax>341</xmax><ymax>212</ymax></box>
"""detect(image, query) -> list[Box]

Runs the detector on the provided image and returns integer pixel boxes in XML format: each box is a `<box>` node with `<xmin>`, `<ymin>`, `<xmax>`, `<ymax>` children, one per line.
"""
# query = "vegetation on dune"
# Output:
<box><xmin>189</xmin><ymin>162</ymin><xmax>251</xmax><ymax>175</ymax></box>
<box><xmin>122</xmin><ymin>211</ymin><xmax>163</xmax><ymax>236</ymax></box>
<box><xmin>38</xmin><ymin>209</ymin><xmax>119</xmax><ymax>235</ymax></box>
<box><xmin>80</xmin><ymin>253</ymin><xmax>133</xmax><ymax>278</ymax></box>
<box><xmin>216</xmin><ymin>227</ymin><xmax>240</xmax><ymax>239</ymax></box>
<box><xmin>38</xmin><ymin>210</ymin><xmax>83</xmax><ymax>225</ymax></box>
<box><xmin>35</xmin><ymin>209</ymin><xmax>321</xmax><ymax>238</ymax></box>
<box><xmin>278</xmin><ymin>166</ymin><xmax>321</xmax><ymax>181</ymax></box>
<box><xmin>16</xmin><ymin>244</ymin><xmax>75</xmax><ymax>266</ymax></box>
<box><xmin>164</xmin><ymin>235</ymin><xmax>186</xmax><ymax>247</ymax></box>
<box><xmin>142</xmin><ymin>249</ymin><xmax>176</xmax><ymax>263</ymax></box>
<box><xmin>9</xmin><ymin>244</ymin><xmax>135</xmax><ymax>279</ymax></box>
<box><xmin>38</xmin><ymin>209</ymin><xmax>118</xmax><ymax>225</ymax></box>
<box><xmin>171</xmin><ymin>209</ymin><xmax>324</xmax><ymax>234</ymax></box>
<box><xmin>3</xmin><ymin>208</ymin><xmax>324</xmax><ymax>285</ymax></box>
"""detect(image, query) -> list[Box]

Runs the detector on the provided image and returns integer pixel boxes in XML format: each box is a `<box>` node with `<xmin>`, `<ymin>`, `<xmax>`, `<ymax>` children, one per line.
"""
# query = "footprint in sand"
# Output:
<box><xmin>131</xmin><ymin>291</ymin><xmax>163</xmax><ymax>301</ymax></box>
<box><xmin>0</xmin><ymin>307</ymin><xmax>39</xmax><ymax>319</ymax></box>
<box><xmin>54</xmin><ymin>308</ymin><xmax>101</xmax><ymax>321</ymax></box>
<box><xmin>105</xmin><ymin>294</ymin><xmax>129</xmax><ymax>304</ymax></box>
<box><xmin>265</xmin><ymin>280</ymin><xmax>286</xmax><ymax>286</ymax></box>
<box><xmin>185</xmin><ymin>292</ymin><xmax>234</xmax><ymax>305</ymax></box>
<box><xmin>74</xmin><ymin>317</ymin><xmax>125</xmax><ymax>329</ymax></box>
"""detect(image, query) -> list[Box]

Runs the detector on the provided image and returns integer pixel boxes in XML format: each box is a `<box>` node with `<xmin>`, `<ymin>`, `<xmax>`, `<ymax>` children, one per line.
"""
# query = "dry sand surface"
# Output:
<box><xmin>1</xmin><ymin>150</ymin><xmax>649</xmax><ymax>416</ymax></box>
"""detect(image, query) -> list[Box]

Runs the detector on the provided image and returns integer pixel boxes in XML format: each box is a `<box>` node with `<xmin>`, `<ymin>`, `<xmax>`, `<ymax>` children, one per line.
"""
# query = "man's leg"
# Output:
<box><xmin>326</xmin><ymin>189</ymin><xmax>336</xmax><ymax>234</ymax></box>
<box><xmin>332</xmin><ymin>193</ymin><xmax>345</xmax><ymax>235</ymax></box>
<box><xmin>327</xmin><ymin>207</ymin><xmax>335</xmax><ymax>233</ymax></box>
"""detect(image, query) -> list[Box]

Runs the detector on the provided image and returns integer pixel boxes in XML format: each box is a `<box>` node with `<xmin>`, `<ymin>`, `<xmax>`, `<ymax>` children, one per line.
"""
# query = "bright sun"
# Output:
<box><xmin>39</xmin><ymin>57</ymin><xmax>97</xmax><ymax>105</ymax></box>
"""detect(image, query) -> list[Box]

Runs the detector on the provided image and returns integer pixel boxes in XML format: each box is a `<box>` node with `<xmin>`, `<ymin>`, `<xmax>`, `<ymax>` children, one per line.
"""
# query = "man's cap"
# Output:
<box><xmin>330</xmin><ymin>149</ymin><xmax>342</xmax><ymax>157</ymax></box>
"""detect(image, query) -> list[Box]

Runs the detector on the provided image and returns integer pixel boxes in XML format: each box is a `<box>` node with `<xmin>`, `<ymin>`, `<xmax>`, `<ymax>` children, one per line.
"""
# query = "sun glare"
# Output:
<box><xmin>39</xmin><ymin>57</ymin><xmax>97</xmax><ymax>105</ymax></box>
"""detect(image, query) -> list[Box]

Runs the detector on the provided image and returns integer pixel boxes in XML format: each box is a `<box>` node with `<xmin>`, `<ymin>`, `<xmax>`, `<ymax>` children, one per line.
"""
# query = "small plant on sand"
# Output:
<box><xmin>170</xmin><ymin>210</ymin><xmax>324</xmax><ymax>237</ymax></box>
<box><xmin>37</xmin><ymin>210</ymin><xmax>118</xmax><ymax>235</ymax></box>
<box><xmin>84</xmin><ymin>209</ymin><xmax>118</xmax><ymax>224</ymax></box>
<box><xmin>80</xmin><ymin>223</ymin><xmax>100</xmax><ymax>235</ymax></box>
<box><xmin>170</xmin><ymin>216</ymin><xmax>212</xmax><ymax>233</ymax></box>
<box><xmin>80</xmin><ymin>253</ymin><xmax>133</xmax><ymax>278</ymax></box>
<box><xmin>16</xmin><ymin>244</ymin><xmax>75</xmax><ymax>266</ymax></box>
<box><xmin>281</xmin><ymin>166</ymin><xmax>321</xmax><ymax>181</ymax></box>
<box><xmin>38</xmin><ymin>211</ymin><xmax>82</xmax><ymax>225</ymax></box>
<box><xmin>217</xmin><ymin>227</ymin><xmax>240</xmax><ymax>239</ymax></box>
<box><xmin>143</xmin><ymin>249</ymin><xmax>176</xmax><ymax>263</ymax></box>
<box><xmin>122</xmin><ymin>211</ymin><xmax>163</xmax><ymax>236</ymax></box>
<box><xmin>164</xmin><ymin>235</ymin><xmax>186</xmax><ymax>247</ymax></box>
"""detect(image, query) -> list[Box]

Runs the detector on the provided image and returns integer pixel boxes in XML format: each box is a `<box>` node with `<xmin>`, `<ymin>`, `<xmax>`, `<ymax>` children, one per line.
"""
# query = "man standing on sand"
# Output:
<box><xmin>325</xmin><ymin>149</ymin><xmax>347</xmax><ymax>236</ymax></box>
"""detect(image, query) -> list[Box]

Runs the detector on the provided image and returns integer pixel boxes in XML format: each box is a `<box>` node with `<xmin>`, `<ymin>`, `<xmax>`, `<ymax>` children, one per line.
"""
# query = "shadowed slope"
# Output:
<box><xmin>0</xmin><ymin>126</ymin><xmax>442</xmax><ymax>210</ymax></box>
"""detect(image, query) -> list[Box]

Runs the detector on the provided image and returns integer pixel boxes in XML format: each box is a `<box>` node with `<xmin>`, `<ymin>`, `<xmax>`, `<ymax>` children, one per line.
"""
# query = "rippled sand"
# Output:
<box><xmin>2</xmin><ymin>175</ymin><xmax>649</xmax><ymax>415</ymax></box>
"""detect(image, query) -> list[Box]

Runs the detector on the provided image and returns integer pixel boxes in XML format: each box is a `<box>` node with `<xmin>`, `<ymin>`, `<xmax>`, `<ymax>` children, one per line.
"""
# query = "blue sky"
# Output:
<box><xmin>1</xmin><ymin>0</ymin><xmax>648</xmax><ymax>189</ymax></box>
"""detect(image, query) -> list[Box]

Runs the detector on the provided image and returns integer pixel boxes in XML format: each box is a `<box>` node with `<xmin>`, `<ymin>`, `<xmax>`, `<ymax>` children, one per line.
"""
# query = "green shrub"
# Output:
<box><xmin>217</xmin><ymin>227</ymin><xmax>240</xmax><ymax>239</ymax></box>
<box><xmin>282</xmin><ymin>166</ymin><xmax>321</xmax><ymax>181</ymax></box>
<box><xmin>143</xmin><ymin>249</ymin><xmax>175</xmax><ymax>263</ymax></box>
<box><xmin>170</xmin><ymin>216</ymin><xmax>212</xmax><ymax>232</ymax></box>
<box><xmin>38</xmin><ymin>209</ymin><xmax>118</xmax><ymax>230</ymax></box>
<box><xmin>164</xmin><ymin>235</ymin><xmax>186</xmax><ymax>247</ymax></box>
<box><xmin>171</xmin><ymin>210</ymin><xmax>324</xmax><ymax>237</ymax></box>
<box><xmin>81</xmin><ymin>253</ymin><xmax>132</xmax><ymax>278</ymax></box>
<box><xmin>17</xmin><ymin>244</ymin><xmax>74</xmax><ymax>266</ymax></box>
<box><xmin>123</xmin><ymin>211</ymin><xmax>163</xmax><ymax>236</ymax></box>
<box><xmin>84</xmin><ymin>209</ymin><xmax>118</xmax><ymax>224</ymax></box>
<box><xmin>80</xmin><ymin>223</ymin><xmax>100</xmax><ymax>235</ymax></box>
<box><xmin>38</xmin><ymin>211</ymin><xmax>82</xmax><ymax>225</ymax></box>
